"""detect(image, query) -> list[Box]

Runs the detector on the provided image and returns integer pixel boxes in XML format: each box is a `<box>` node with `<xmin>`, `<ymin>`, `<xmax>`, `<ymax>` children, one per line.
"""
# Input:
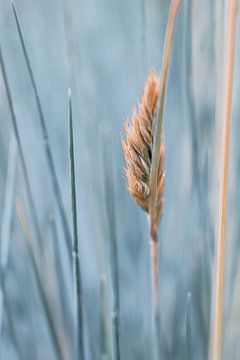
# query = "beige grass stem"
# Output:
<box><xmin>122</xmin><ymin>2</ymin><xmax>181</xmax><ymax>357</ymax></box>
<box><xmin>210</xmin><ymin>1</ymin><xmax>238</xmax><ymax>359</ymax></box>
<box><xmin>15</xmin><ymin>199</ymin><xmax>65</xmax><ymax>360</ymax></box>
<box><xmin>149</xmin><ymin>0</ymin><xmax>181</xmax><ymax>317</ymax></box>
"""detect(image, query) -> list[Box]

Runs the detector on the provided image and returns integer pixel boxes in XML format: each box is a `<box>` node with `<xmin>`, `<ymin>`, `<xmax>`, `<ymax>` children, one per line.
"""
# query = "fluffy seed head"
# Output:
<box><xmin>122</xmin><ymin>70</ymin><xmax>165</xmax><ymax>226</ymax></box>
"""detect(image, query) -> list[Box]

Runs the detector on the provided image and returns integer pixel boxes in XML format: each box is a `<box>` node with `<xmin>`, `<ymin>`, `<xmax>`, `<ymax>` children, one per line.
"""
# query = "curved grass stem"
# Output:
<box><xmin>210</xmin><ymin>1</ymin><xmax>238</xmax><ymax>359</ymax></box>
<box><xmin>148</xmin><ymin>0</ymin><xmax>181</xmax><ymax>356</ymax></box>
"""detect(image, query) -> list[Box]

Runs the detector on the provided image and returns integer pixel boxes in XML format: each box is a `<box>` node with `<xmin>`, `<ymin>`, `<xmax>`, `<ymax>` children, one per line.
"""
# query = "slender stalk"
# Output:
<box><xmin>0</xmin><ymin>44</ymin><xmax>44</xmax><ymax>252</ymax></box>
<box><xmin>68</xmin><ymin>90</ymin><xmax>84</xmax><ymax>360</ymax></box>
<box><xmin>48</xmin><ymin>212</ymin><xmax>73</xmax><ymax>352</ymax></box>
<box><xmin>186</xmin><ymin>292</ymin><xmax>192</xmax><ymax>359</ymax></box>
<box><xmin>150</xmin><ymin>239</ymin><xmax>160</xmax><ymax>317</ymax></box>
<box><xmin>102</xmin><ymin>133</ymin><xmax>121</xmax><ymax>360</ymax></box>
<box><xmin>147</xmin><ymin>1</ymin><xmax>181</xmax><ymax>357</ymax></box>
<box><xmin>0</xmin><ymin>134</ymin><xmax>17</xmax><ymax>345</ymax></box>
<box><xmin>149</xmin><ymin>0</ymin><xmax>181</xmax><ymax>241</ymax></box>
<box><xmin>0</xmin><ymin>269</ymin><xmax>22</xmax><ymax>359</ymax></box>
<box><xmin>210</xmin><ymin>1</ymin><xmax>238</xmax><ymax>360</ymax></box>
<box><xmin>185</xmin><ymin>0</ymin><xmax>203</xmax><ymax>205</ymax></box>
<box><xmin>16</xmin><ymin>199</ymin><xmax>65</xmax><ymax>360</ymax></box>
<box><xmin>148</xmin><ymin>0</ymin><xmax>181</xmax><ymax>350</ymax></box>
<box><xmin>151</xmin><ymin>236</ymin><xmax>161</xmax><ymax>360</ymax></box>
<box><xmin>100</xmin><ymin>274</ymin><xmax>111</xmax><ymax>360</ymax></box>
<box><xmin>11</xmin><ymin>1</ymin><xmax>71</xmax><ymax>259</ymax></box>
<box><xmin>0</xmin><ymin>134</ymin><xmax>17</xmax><ymax>269</ymax></box>
<box><xmin>0</xmin><ymin>142</ymin><xmax>20</xmax><ymax>357</ymax></box>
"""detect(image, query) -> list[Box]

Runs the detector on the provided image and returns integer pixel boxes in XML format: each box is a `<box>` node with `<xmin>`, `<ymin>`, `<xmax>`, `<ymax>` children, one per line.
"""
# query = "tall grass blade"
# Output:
<box><xmin>102</xmin><ymin>133</ymin><xmax>121</xmax><ymax>360</ymax></box>
<box><xmin>0</xmin><ymin>269</ymin><xmax>22</xmax><ymax>359</ymax></box>
<box><xmin>11</xmin><ymin>0</ymin><xmax>71</xmax><ymax>259</ymax></box>
<box><xmin>0</xmin><ymin>133</ymin><xmax>17</xmax><ymax>343</ymax></box>
<box><xmin>0</xmin><ymin>133</ymin><xmax>17</xmax><ymax>269</ymax></box>
<box><xmin>0</xmin><ymin>44</ymin><xmax>43</xmax><ymax>251</ymax></box>
<box><xmin>100</xmin><ymin>274</ymin><xmax>112</xmax><ymax>360</ymax></box>
<box><xmin>210</xmin><ymin>1</ymin><xmax>238</xmax><ymax>359</ymax></box>
<box><xmin>16</xmin><ymin>199</ymin><xmax>65</xmax><ymax>360</ymax></box>
<box><xmin>185</xmin><ymin>0</ymin><xmax>202</xmax><ymax>204</ymax></box>
<box><xmin>45</xmin><ymin>214</ymin><xmax>73</xmax><ymax>359</ymax></box>
<box><xmin>68</xmin><ymin>90</ymin><xmax>84</xmax><ymax>360</ymax></box>
<box><xmin>0</xmin><ymin>137</ymin><xmax>20</xmax><ymax>357</ymax></box>
<box><xmin>48</xmin><ymin>213</ymin><xmax>73</xmax><ymax>339</ymax></box>
<box><xmin>186</xmin><ymin>292</ymin><xmax>192</xmax><ymax>359</ymax></box>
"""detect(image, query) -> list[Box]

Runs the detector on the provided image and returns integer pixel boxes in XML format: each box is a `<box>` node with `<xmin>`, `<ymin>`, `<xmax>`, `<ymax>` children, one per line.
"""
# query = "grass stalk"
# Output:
<box><xmin>0</xmin><ymin>268</ymin><xmax>22</xmax><ymax>359</ymax></box>
<box><xmin>210</xmin><ymin>1</ymin><xmax>238</xmax><ymax>359</ymax></box>
<box><xmin>68</xmin><ymin>90</ymin><xmax>84</xmax><ymax>360</ymax></box>
<box><xmin>48</xmin><ymin>211</ymin><xmax>73</xmax><ymax>351</ymax></box>
<box><xmin>0</xmin><ymin>141</ymin><xmax>20</xmax><ymax>357</ymax></box>
<box><xmin>149</xmin><ymin>0</ymin><xmax>181</xmax><ymax>242</ymax></box>
<box><xmin>11</xmin><ymin>0</ymin><xmax>71</xmax><ymax>259</ymax></box>
<box><xmin>16</xmin><ymin>199</ymin><xmax>65</xmax><ymax>360</ymax></box>
<box><xmin>149</xmin><ymin>0</ymin><xmax>181</xmax><ymax>300</ymax></box>
<box><xmin>0</xmin><ymin>44</ymin><xmax>44</xmax><ymax>252</ymax></box>
<box><xmin>0</xmin><ymin>134</ymin><xmax>17</xmax><ymax>344</ymax></box>
<box><xmin>0</xmin><ymin>134</ymin><xmax>17</xmax><ymax>269</ymax></box>
<box><xmin>185</xmin><ymin>0</ymin><xmax>202</xmax><ymax>204</ymax></box>
<box><xmin>102</xmin><ymin>133</ymin><xmax>120</xmax><ymax>360</ymax></box>
<box><xmin>186</xmin><ymin>292</ymin><xmax>192</xmax><ymax>359</ymax></box>
<box><xmin>148</xmin><ymin>0</ymin><xmax>181</xmax><ymax>353</ymax></box>
<box><xmin>100</xmin><ymin>274</ymin><xmax>111</xmax><ymax>360</ymax></box>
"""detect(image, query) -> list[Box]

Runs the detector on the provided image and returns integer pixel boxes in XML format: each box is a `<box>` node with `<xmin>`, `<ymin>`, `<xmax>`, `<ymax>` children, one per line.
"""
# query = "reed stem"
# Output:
<box><xmin>16</xmin><ymin>200</ymin><xmax>65</xmax><ymax>360</ymax></box>
<box><xmin>68</xmin><ymin>90</ymin><xmax>85</xmax><ymax>360</ymax></box>
<box><xmin>11</xmin><ymin>1</ymin><xmax>71</xmax><ymax>259</ymax></box>
<box><xmin>0</xmin><ymin>44</ymin><xmax>44</xmax><ymax>252</ymax></box>
<box><xmin>150</xmin><ymin>237</ymin><xmax>160</xmax><ymax>318</ymax></box>
<box><xmin>148</xmin><ymin>0</ymin><xmax>181</xmax><ymax>353</ymax></box>
<box><xmin>210</xmin><ymin>1</ymin><xmax>238</xmax><ymax>359</ymax></box>
<box><xmin>102</xmin><ymin>133</ymin><xmax>121</xmax><ymax>360</ymax></box>
<box><xmin>149</xmin><ymin>0</ymin><xmax>181</xmax><ymax>240</ymax></box>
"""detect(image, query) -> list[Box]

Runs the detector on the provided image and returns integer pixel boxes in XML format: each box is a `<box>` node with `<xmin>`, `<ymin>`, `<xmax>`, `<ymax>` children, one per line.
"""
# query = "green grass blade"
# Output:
<box><xmin>102</xmin><ymin>133</ymin><xmax>121</xmax><ymax>360</ymax></box>
<box><xmin>0</xmin><ymin>133</ymin><xmax>17</xmax><ymax>269</ymax></box>
<box><xmin>100</xmin><ymin>275</ymin><xmax>111</xmax><ymax>360</ymax></box>
<box><xmin>0</xmin><ymin>269</ymin><xmax>22</xmax><ymax>360</ymax></box>
<box><xmin>0</xmin><ymin>134</ymin><xmax>17</xmax><ymax>344</ymax></box>
<box><xmin>68</xmin><ymin>90</ymin><xmax>85</xmax><ymax>360</ymax></box>
<box><xmin>186</xmin><ymin>292</ymin><xmax>192</xmax><ymax>359</ymax></box>
<box><xmin>11</xmin><ymin>0</ymin><xmax>71</xmax><ymax>260</ymax></box>
<box><xmin>48</xmin><ymin>213</ymin><xmax>73</xmax><ymax>341</ymax></box>
<box><xmin>0</xmin><ymin>44</ymin><xmax>44</xmax><ymax>252</ymax></box>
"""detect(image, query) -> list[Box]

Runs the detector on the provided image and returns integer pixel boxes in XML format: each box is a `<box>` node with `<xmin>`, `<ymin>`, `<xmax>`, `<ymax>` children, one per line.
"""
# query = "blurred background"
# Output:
<box><xmin>0</xmin><ymin>0</ymin><xmax>239</xmax><ymax>359</ymax></box>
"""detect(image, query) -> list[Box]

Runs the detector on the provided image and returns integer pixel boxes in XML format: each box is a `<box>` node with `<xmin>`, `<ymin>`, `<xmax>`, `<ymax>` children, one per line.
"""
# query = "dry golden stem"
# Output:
<box><xmin>122</xmin><ymin>1</ymin><xmax>181</xmax><ymax>355</ymax></box>
<box><xmin>149</xmin><ymin>0</ymin><xmax>181</xmax><ymax>317</ymax></box>
<box><xmin>122</xmin><ymin>70</ymin><xmax>165</xmax><ymax>332</ymax></box>
<box><xmin>151</xmin><ymin>237</ymin><xmax>160</xmax><ymax>317</ymax></box>
<box><xmin>210</xmin><ymin>1</ymin><xmax>238</xmax><ymax>359</ymax></box>
<box><xmin>149</xmin><ymin>0</ymin><xmax>181</xmax><ymax>241</ymax></box>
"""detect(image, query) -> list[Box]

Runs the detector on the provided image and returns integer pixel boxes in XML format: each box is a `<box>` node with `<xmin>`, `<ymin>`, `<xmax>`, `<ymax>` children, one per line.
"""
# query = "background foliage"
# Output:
<box><xmin>0</xmin><ymin>0</ymin><xmax>238</xmax><ymax>359</ymax></box>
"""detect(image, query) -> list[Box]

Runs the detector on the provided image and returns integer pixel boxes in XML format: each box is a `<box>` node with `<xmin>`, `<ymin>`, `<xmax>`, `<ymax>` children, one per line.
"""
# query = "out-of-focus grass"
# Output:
<box><xmin>1</xmin><ymin>0</ymin><xmax>240</xmax><ymax>359</ymax></box>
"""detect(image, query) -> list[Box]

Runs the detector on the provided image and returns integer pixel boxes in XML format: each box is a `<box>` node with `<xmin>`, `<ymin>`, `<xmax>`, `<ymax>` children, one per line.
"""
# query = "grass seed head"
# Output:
<box><xmin>122</xmin><ymin>70</ymin><xmax>165</xmax><ymax>226</ymax></box>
